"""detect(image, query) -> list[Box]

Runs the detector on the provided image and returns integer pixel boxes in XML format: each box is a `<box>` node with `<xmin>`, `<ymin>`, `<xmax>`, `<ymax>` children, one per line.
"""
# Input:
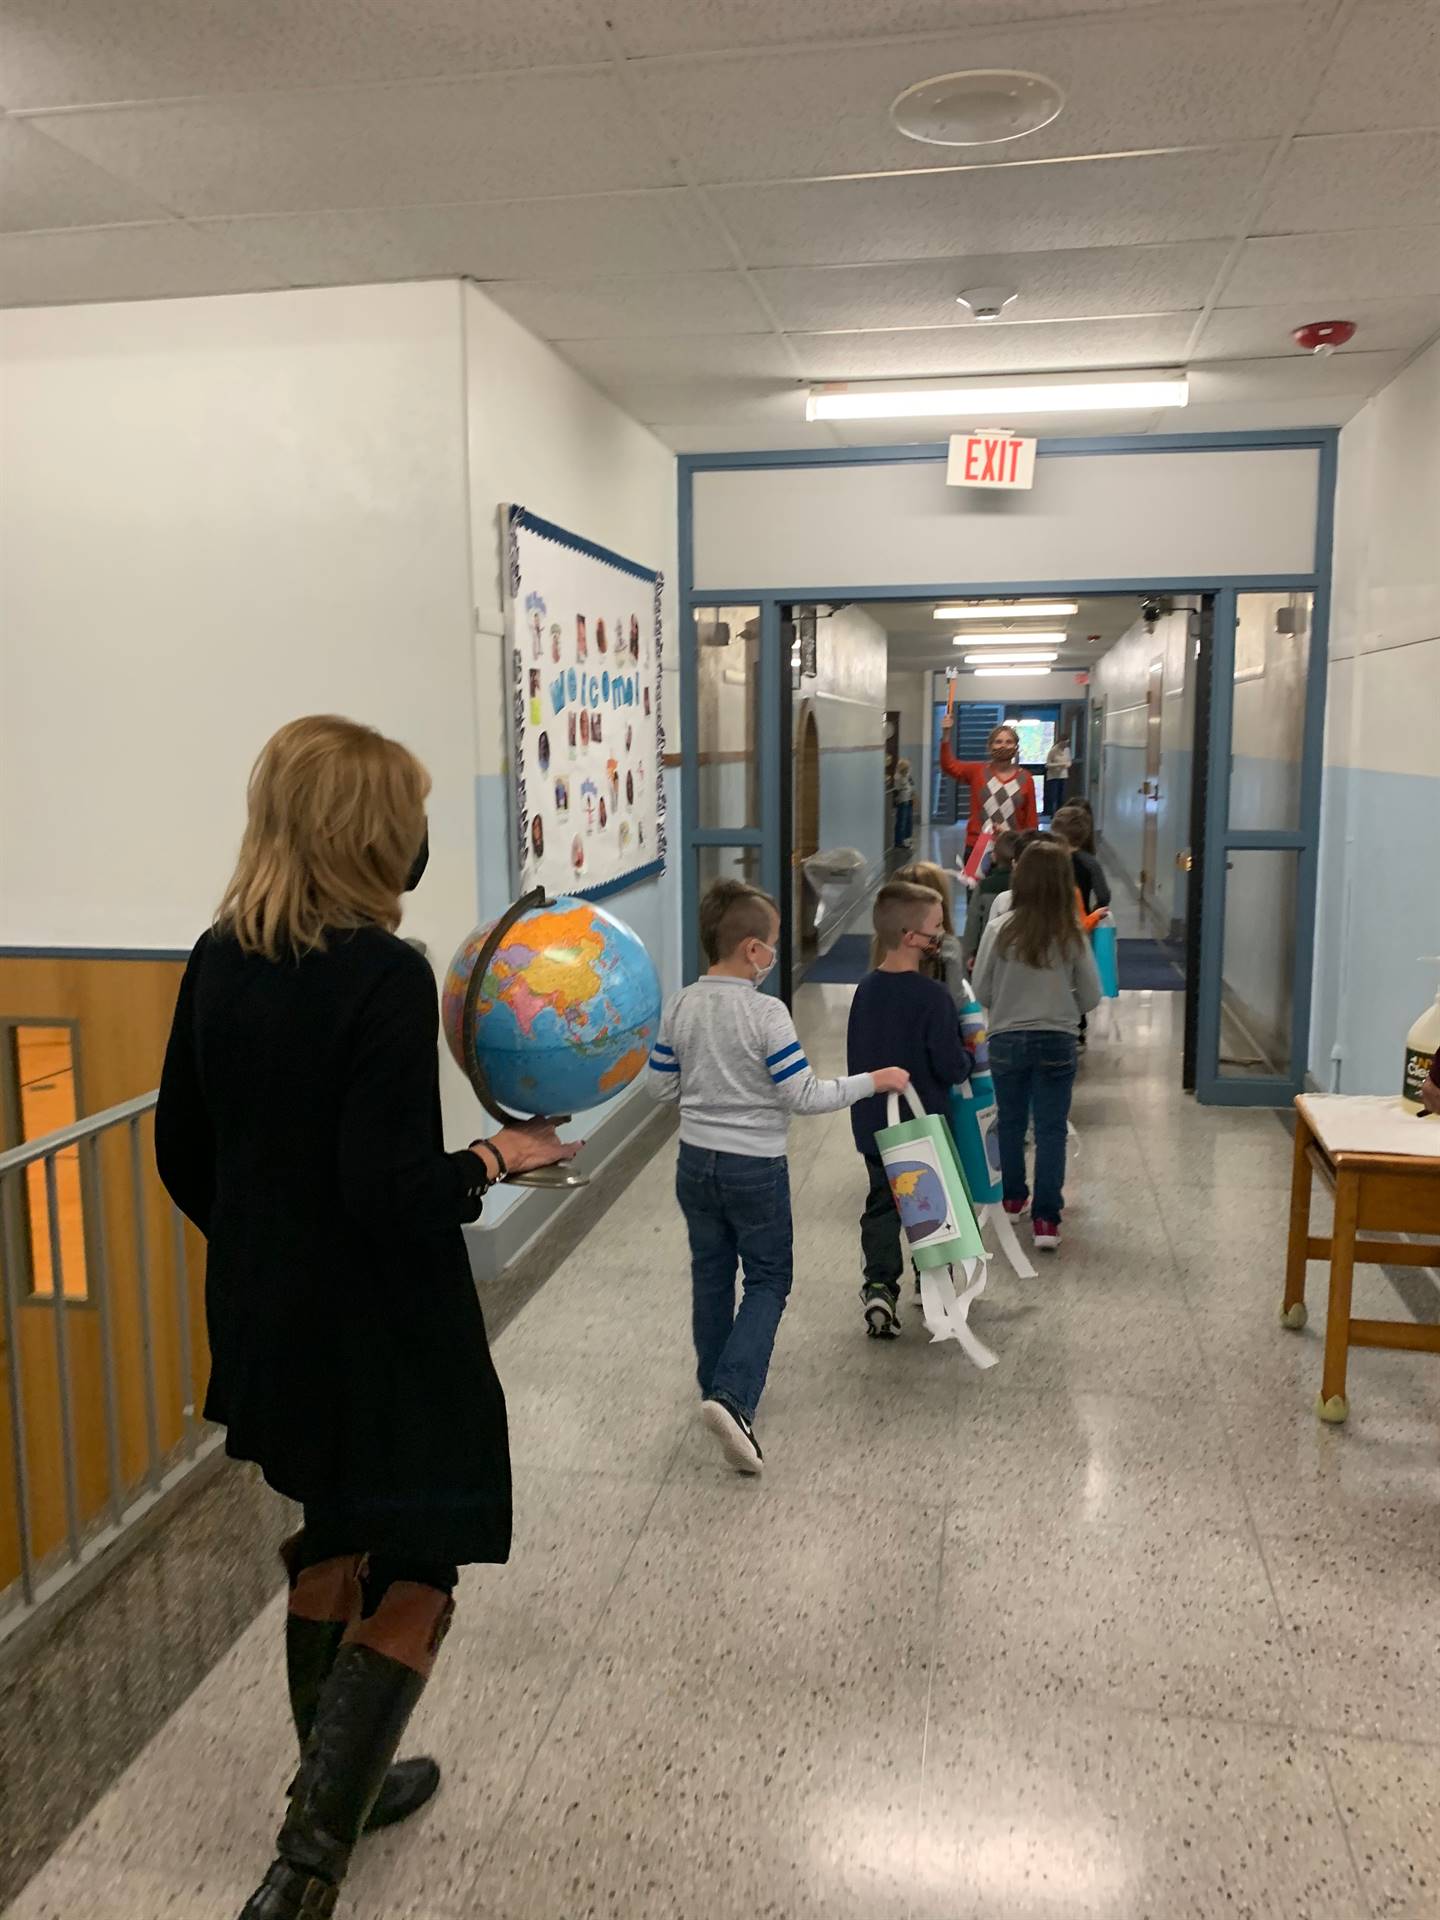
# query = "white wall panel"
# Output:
<box><xmin>692</xmin><ymin>447</ymin><xmax>1321</xmax><ymax>592</ymax></box>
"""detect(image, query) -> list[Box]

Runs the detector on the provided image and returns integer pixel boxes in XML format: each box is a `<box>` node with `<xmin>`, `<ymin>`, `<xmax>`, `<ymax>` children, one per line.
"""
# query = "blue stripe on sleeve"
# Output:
<box><xmin>765</xmin><ymin>1040</ymin><xmax>802</xmax><ymax>1067</ymax></box>
<box><xmin>771</xmin><ymin>1057</ymin><xmax>809</xmax><ymax>1085</ymax></box>
<box><xmin>653</xmin><ymin>1042</ymin><xmax>674</xmax><ymax>1056</ymax></box>
<box><xmin>649</xmin><ymin>1056</ymin><xmax>680</xmax><ymax>1073</ymax></box>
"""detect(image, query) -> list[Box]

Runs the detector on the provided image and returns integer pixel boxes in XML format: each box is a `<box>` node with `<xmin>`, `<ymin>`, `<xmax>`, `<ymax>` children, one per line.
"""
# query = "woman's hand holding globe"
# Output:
<box><xmin>470</xmin><ymin>1121</ymin><xmax>584</xmax><ymax>1182</ymax></box>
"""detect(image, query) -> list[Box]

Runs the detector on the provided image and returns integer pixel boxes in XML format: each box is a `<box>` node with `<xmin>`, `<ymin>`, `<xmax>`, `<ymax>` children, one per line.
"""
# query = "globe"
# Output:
<box><xmin>443</xmin><ymin>895</ymin><xmax>662</xmax><ymax>1119</ymax></box>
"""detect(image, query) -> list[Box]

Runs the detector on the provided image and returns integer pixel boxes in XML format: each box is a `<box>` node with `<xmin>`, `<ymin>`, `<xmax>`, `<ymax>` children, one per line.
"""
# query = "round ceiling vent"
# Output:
<box><xmin>890</xmin><ymin>69</ymin><xmax>1065</xmax><ymax>148</ymax></box>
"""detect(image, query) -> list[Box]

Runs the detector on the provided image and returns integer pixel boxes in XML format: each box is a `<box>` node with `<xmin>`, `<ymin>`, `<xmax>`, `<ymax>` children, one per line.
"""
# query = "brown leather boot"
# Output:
<box><xmin>280</xmin><ymin>1537</ymin><xmax>441</xmax><ymax>1837</ymax></box>
<box><xmin>241</xmin><ymin>1582</ymin><xmax>454</xmax><ymax>1919</ymax></box>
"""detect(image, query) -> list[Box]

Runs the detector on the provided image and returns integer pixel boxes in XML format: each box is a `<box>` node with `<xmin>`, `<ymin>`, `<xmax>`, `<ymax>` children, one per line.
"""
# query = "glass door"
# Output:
<box><xmin>680</xmin><ymin>602</ymin><xmax>785</xmax><ymax>986</ymax></box>
<box><xmin>1194</xmin><ymin>588</ymin><xmax>1323</xmax><ymax>1103</ymax></box>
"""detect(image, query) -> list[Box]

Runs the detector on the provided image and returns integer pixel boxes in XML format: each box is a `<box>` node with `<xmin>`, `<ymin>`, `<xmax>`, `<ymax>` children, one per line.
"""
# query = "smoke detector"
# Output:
<box><xmin>1293</xmin><ymin>319</ymin><xmax>1357</xmax><ymax>356</ymax></box>
<box><xmin>891</xmin><ymin>70</ymin><xmax>1065</xmax><ymax>148</ymax></box>
<box><xmin>956</xmin><ymin>286</ymin><xmax>1018</xmax><ymax>321</ymax></box>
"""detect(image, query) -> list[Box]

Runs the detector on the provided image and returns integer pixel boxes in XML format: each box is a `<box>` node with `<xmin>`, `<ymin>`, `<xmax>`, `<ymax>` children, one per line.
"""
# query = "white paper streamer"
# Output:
<box><xmin>981</xmin><ymin>1202</ymin><xmax>1038</xmax><ymax>1281</ymax></box>
<box><xmin>1092</xmin><ymin>999</ymin><xmax>1124</xmax><ymax>1043</ymax></box>
<box><xmin>919</xmin><ymin>1261</ymin><xmax>998</xmax><ymax>1370</ymax></box>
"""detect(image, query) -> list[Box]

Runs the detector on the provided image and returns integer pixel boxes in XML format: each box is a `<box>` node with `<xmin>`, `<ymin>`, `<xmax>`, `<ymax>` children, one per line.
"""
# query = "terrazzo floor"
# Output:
<box><xmin>6</xmin><ymin>986</ymin><xmax>1440</xmax><ymax>1919</ymax></box>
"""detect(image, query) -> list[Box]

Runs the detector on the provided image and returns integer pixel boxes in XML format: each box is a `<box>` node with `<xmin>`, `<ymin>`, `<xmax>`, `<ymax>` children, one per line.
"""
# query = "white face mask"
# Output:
<box><xmin>751</xmin><ymin>941</ymin><xmax>778</xmax><ymax>985</ymax></box>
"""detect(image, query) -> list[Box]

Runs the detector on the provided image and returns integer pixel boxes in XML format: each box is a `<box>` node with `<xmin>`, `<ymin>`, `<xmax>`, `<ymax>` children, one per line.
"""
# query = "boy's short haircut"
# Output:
<box><xmin>873</xmin><ymin>880</ymin><xmax>940</xmax><ymax>953</ymax></box>
<box><xmin>698</xmin><ymin>878</ymin><xmax>778</xmax><ymax>963</ymax></box>
<box><xmin>990</xmin><ymin>828</ymin><xmax>1022</xmax><ymax>867</ymax></box>
<box><xmin>1050</xmin><ymin>805</ymin><xmax>1090</xmax><ymax>849</ymax></box>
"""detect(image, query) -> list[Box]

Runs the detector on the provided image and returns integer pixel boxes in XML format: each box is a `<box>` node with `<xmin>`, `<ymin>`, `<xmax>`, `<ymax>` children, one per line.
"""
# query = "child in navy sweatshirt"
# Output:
<box><xmin>847</xmin><ymin>881</ymin><xmax>972</xmax><ymax>1339</ymax></box>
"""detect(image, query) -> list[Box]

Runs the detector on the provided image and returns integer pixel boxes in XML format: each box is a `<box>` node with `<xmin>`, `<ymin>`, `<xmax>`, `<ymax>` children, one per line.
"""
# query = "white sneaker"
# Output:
<box><xmin>701</xmin><ymin>1398</ymin><xmax>764</xmax><ymax>1475</ymax></box>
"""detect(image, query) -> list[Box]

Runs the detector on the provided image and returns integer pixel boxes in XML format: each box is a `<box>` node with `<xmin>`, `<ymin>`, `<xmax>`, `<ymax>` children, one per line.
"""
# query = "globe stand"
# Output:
<box><xmin>460</xmin><ymin>884</ymin><xmax>589</xmax><ymax>1189</ymax></box>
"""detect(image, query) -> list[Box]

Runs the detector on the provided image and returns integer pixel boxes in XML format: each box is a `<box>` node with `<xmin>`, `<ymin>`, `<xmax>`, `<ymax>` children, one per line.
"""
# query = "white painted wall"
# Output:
<box><xmin>462</xmin><ymin>285</ymin><xmax>678</xmax><ymax>986</ymax></box>
<box><xmin>1311</xmin><ymin>335</ymin><xmax>1440</xmax><ymax>1093</ymax></box>
<box><xmin>0</xmin><ymin>281</ymin><xmax>681</xmax><ymax>1229</ymax></box>
<box><xmin>803</xmin><ymin>604</ymin><xmax>887</xmax><ymax>874</ymax></box>
<box><xmin>886</xmin><ymin>669</ymin><xmax>929</xmax><ymax>821</ymax></box>
<box><xmin>692</xmin><ymin>447</ymin><xmax>1321</xmax><ymax>593</ymax></box>
<box><xmin>0</xmin><ymin>282</ymin><xmax>476</xmax><ymax>972</ymax></box>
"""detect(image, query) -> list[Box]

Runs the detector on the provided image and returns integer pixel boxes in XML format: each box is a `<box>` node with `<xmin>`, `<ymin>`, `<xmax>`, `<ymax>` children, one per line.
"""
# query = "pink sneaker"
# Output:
<box><xmin>1032</xmin><ymin>1217</ymin><xmax>1060</xmax><ymax>1252</ymax></box>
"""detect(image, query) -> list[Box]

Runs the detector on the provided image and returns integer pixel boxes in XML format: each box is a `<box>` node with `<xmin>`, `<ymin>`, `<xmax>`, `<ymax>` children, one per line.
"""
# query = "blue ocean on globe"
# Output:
<box><xmin>444</xmin><ymin>897</ymin><xmax>662</xmax><ymax>1118</ymax></box>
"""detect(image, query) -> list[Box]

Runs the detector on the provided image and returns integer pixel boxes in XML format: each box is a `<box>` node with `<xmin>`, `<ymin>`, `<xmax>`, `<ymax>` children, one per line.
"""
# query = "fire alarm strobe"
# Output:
<box><xmin>1293</xmin><ymin>319</ymin><xmax>1357</xmax><ymax>355</ymax></box>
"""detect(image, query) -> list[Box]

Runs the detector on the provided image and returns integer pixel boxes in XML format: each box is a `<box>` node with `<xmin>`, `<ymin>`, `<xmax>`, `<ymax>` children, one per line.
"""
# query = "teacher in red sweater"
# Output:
<box><xmin>939</xmin><ymin>718</ymin><xmax>1039</xmax><ymax>858</ymax></box>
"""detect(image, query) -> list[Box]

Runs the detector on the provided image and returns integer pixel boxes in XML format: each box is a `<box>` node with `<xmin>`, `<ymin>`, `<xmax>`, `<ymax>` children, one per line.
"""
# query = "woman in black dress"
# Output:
<box><xmin>156</xmin><ymin>715</ymin><xmax>577</xmax><ymax>1920</ymax></box>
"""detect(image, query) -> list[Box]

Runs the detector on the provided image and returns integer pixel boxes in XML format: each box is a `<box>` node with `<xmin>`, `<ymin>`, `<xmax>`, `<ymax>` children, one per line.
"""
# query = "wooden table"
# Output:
<box><xmin>1282</xmin><ymin>1094</ymin><xmax>1440</xmax><ymax>1422</ymax></box>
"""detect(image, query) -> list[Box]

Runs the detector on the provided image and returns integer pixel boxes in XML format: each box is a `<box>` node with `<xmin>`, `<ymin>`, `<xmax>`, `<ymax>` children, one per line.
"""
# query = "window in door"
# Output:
<box><xmin>2</xmin><ymin>1022</ymin><xmax>90</xmax><ymax>1300</ymax></box>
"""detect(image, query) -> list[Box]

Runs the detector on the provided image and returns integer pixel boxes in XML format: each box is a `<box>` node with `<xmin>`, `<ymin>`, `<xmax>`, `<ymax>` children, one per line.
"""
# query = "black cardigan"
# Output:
<box><xmin>156</xmin><ymin>926</ymin><xmax>512</xmax><ymax>1565</ymax></box>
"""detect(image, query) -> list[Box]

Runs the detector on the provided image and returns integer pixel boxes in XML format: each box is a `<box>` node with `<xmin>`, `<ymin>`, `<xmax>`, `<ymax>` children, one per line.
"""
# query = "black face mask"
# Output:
<box><xmin>404</xmin><ymin>828</ymin><xmax>430</xmax><ymax>893</ymax></box>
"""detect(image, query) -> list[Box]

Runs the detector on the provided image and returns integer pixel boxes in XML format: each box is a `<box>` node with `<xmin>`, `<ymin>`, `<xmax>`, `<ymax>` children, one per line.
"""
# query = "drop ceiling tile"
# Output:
<box><xmin>1303</xmin><ymin>0</ymin><xmax>1440</xmax><ymax>136</ymax></box>
<box><xmin>554</xmin><ymin>332</ymin><xmax>793</xmax><ymax>381</ymax></box>
<box><xmin>23</xmin><ymin>70</ymin><xmax>676</xmax><ymax>218</ymax></box>
<box><xmin>606</xmin><ymin>0</ymin><xmax>1324</xmax><ymax>58</ymax></box>
<box><xmin>632</xmin><ymin>13</ymin><xmax>1313</xmax><ymax>185</ymax></box>
<box><xmin>200</xmin><ymin>191</ymin><xmax>732</xmax><ymax>285</ymax></box>
<box><xmin>0</xmin><ymin>116</ymin><xmax>174</xmax><ymax>231</ymax></box>
<box><xmin>754</xmin><ymin>245</ymin><xmax>1227</xmax><ymax>331</ymax></box>
<box><xmin>1226</xmin><ymin>227</ymin><xmax>1440</xmax><ymax>306</ymax></box>
<box><xmin>1197</xmin><ymin>300</ymin><xmax>1440</xmax><ymax>359</ymax></box>
<box><xmin>1260</xmin><ymin>130</ymin><xmax>1440</xmax><ymax>235</ymax></box>
<box><xmin>0</xmin><ymin>0</ymin><xmax>610</xmax><ymax>110</ymax></box>
<box><xmin>1187</xmin><ymin>350</ymin><xmax>1403</xmax><ymax>405</ymax></box>
<box><xmin>790</xmin><ymin>313</ymin><xmax>1196</xmax><ymax>379</ymax></box>
<box><xmin>711</xmin><ymin>149</ymin><xmax>1268</xmax><ymax>268</ymax></box>
<box><xmin>483</xmin><ymin>271</ymin><xmax>772</xmax><ymax>339</ymax></box>
<box><xmin>0</xmin><ymin>220</ymin><xmax>286</xmax><ymax>305</ymax></box>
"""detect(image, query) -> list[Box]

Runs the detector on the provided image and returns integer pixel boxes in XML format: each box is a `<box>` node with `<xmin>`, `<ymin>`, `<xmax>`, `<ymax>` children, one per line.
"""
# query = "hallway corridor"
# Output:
<box><xmin>7</xmin><ymin>989</ymin><xmax>1440</xmax><ymax>1920</ymax></box>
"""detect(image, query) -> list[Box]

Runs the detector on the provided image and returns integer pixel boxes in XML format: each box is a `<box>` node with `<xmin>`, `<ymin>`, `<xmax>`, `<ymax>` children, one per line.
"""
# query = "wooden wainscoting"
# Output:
<box><xmin>0</xmin><ymin>955</ymin><xmax>206</xmax><ymax>1591</ymax></box>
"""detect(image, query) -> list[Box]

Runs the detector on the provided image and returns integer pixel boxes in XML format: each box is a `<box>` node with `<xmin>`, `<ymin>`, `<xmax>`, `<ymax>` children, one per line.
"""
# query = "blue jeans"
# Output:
<box><xmin>676</xmin><ymin>1144</ymin><xmax>793</xmax><ymax>1421</ymax></box>
<box><xmin>989</xmin><ymin>1030</ymin><xmax>1079</xmax><ymax>1221</ymax></box>
<box><xmin>894</xmin><ymin>800</ymin><xmax>913</xmax><ymax>845</ymax></box>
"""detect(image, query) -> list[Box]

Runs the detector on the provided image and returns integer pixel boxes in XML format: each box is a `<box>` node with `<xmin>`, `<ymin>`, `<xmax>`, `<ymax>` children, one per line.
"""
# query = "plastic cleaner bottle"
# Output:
<box><xmin>1401</xmin><ymin>958</ymin><xmax>1440</xmax><ymax>1112</ymax></box>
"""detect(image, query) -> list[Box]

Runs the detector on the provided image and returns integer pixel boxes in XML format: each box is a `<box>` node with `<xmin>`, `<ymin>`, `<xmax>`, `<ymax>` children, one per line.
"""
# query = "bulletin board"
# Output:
<box><xmin>502</xmin><ymin>505</ymin><xmax>666</xmax><ymax>901</ymax></box>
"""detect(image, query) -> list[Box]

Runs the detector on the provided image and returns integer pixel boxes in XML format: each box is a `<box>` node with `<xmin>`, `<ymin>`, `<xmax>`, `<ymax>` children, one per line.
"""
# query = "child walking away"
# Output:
<box><xmin>649</xmin><ymin>880</ymin><xmax>908</xmax><ymax>1473</ymax></box>
<box><xmin>892</xmin><ymin>759</ymin><xmax>916</xmax><ymax>848</ymax></box>
<box><xmin>890</xmin><ymin>860</ymin><xmax>968</xmax><ymax>1008</ymax></box>
<box><xmin>1050</xmin><ymin>805</ymin><xmax>1111</xmax><ymax>918</ymax></box>
<box><xmin>848</xmin><ymin>883</ymin><xmax>972</xmax><ymax>1337</ymax></box>
<box><xmin>960</xmin><ymin>829</ymin><xmax>1021</xmax><ymax>972</ymax></box>
<box><xmin>971</xmin><ymin>840</ymin><xmax>1101</xmax><ymax>1253</ymax></box>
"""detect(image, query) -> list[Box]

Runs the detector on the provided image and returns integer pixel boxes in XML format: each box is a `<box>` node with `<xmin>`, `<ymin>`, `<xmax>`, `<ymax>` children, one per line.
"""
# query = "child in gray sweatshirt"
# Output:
<box><xmin>648</xmin><ymin>879</ymin><xmax>906</xmax><ymax>1475</ymax></box>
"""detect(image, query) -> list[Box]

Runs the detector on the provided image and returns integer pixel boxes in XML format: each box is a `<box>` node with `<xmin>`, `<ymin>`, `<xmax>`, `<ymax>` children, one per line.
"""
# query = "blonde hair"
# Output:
<box><xmin>215</xmin><ymin>716</ymin><xmax>430</xmax><ymax>960</ymax></box>
<box><xmin>699</xmin><ymin>878</ymin><xmax>778</xmax><ymax>963</ymax></box>
<box><xmin>872</xmin><ymin>880</ymin><xmax>941</xmax><ymax>958</ymax></box>
<box><xmin>874</xmin><ymin>862</ymin><xmax>953</xmax><ymax>970</ymax></box>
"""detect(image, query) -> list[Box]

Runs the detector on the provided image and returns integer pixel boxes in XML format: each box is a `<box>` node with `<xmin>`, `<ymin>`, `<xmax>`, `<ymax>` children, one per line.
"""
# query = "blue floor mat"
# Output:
<box><xmin>801</xmin><ymin>934</ymin><xmax>872</xmax><ymax>986</ymax></box>
<box><xmin>1116</xmin><ymin>938</ymin><xmax>1185</xmax><ymax>991</ymax></box>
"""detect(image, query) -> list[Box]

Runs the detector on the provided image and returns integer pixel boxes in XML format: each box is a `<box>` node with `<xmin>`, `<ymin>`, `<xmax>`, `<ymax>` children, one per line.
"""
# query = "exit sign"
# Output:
<box><xmin>947</xmin><ymin>432</ymin><xmax>1037</xmax><ymax>490</ymax></box>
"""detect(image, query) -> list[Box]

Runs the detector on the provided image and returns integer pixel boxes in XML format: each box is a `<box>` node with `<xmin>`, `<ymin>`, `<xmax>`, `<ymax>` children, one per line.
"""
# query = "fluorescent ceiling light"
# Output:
<box><xmin>964</xmin><ymin>651</ymin><xmax>1057</xmax><ymax>665</ymax></box>
<box><xmin>807</xmin><ymin>376</ymin><xmax>1188</xmax><ymax>421</ymax></box>
<box><xmin>935</xmin><ymin>602</ymin><xmax>1077</xmax><ymax>620</ymax></box>
<box><xmin>973</xmin><ymin>664</ymin><xmax>1052</xmax><ymax>678</ymax></box>
<box><xmin>952</xmin><ymin>641</ymin><xmax>1067</xmax><ymax>656</ymax></box>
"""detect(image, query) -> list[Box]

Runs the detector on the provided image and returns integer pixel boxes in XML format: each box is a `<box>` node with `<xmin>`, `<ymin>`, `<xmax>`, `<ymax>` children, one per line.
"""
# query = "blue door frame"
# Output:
<box><xmin>677</xmin><ymin>430</ymin><xmax>1338</xmax><ymax>1105</ymax></box>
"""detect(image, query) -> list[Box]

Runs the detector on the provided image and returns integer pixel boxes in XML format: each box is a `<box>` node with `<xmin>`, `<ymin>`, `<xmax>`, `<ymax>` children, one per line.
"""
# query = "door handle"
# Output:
<box><xmin>1176</xmin><ymin>850</ymin><xmax>1193</xmax><ymax>872</ymax></box>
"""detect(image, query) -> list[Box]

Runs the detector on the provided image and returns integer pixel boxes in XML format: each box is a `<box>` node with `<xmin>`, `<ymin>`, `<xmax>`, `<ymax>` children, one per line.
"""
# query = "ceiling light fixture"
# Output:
<box><xmin>935</xmin><ymin>602</ymin><xmax>1078</xmax><ymax>620</ymax></box>
<box><xmin>964</xmin><ymin>651</ymin><xmax>1057</xmax><ymax>665</ymax></box>
<box><xmin>973</xmin><ymin>665</ymin><xmax>1052</xmax><ymax>678</ymax></box>
<box><xmin>891</xmin><ymin>70</ymin><xmax>1065</xmax><ymax>148</ymax></box>
<box><xmin>806</xmin><ymin>376</ymin><xmax>1188</xmax><ymax>422</ymax></box>
<box><xmin>960</xmin><ymin>641</ymin><xmax>1075</xmax><ymax>656</ymax></box>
